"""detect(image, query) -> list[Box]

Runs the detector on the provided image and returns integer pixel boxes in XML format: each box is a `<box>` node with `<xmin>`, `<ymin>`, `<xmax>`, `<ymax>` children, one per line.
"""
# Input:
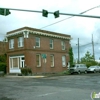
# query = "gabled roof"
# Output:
<box><xmin>6</xmin><ymin>26</ymin><xmax>72</xmax><ymax>40</ymax></box>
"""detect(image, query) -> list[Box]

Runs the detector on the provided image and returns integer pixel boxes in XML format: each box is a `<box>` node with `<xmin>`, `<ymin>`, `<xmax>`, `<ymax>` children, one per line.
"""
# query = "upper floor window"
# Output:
<box><xmin>62</xmin><ymin>55</ymin><xmax>66</xmax><ymax>67</ymax></box>
<box><xmin>50</xmin><ymin>39</ymin><xmax>53</xmax><ymax>49</ymax></box>
<box><xmin>61</xmin><ymin>41</ymin><xmax>65</xmax><ymax>50</ymax></box>
<box><xmin>36</xmin><ymin>37</ymin><xmax>40</xmax><ymax>47</ymax></box>
<box><xmin>18</xmin><ymin>37</ymin><xmax>24</xmax><ymax>47</ymax></box>
<box><xmin>9</xmin><ymin>39</ymin><xmax>14</xmax><ymax>49</ymax></box>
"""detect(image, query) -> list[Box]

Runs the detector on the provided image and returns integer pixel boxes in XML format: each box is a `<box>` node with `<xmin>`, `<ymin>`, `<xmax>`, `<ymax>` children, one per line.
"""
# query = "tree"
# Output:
<box><xmin>81</xmin><ymin>51</ymin><xmax>97</xmax><ymax>67</ymax></box>
<box><xmin>0</xmin><ymin>54</ymin><xmax>7</xmax><ymax>74</ymax></box>
<box><xmin>0</xmin><ymin>54</ymin><xmax>7</xmax><ymax>63</ymax></box>
<box><xmin>81</xmin><ymin>51</ymin><xmax>94</xmax><ymax>62</ymax></box>
<box><xmin>68</xmin><ymin>47</ymin><xmax>74</xmax><ymax>67</ymax></box>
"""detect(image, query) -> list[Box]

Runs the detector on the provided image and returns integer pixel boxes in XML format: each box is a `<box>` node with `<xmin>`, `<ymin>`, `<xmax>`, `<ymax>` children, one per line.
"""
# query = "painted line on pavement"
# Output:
<box><xmin>37</xmin><ymin>89</ymin><xmax>71</xmax><ymax>97</ymax></box>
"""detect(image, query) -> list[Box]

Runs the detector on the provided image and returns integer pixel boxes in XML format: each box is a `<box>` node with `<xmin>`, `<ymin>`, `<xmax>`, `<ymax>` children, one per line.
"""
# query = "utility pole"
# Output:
<box><xmin>92</xmin><ymin>34</ymin><xmax>95</xmax><ymax>60</ymax></box>
<box><xmin>78</xmin><ymin>38</ymin><xmax>80</xmax><ymax>63</ymax></box>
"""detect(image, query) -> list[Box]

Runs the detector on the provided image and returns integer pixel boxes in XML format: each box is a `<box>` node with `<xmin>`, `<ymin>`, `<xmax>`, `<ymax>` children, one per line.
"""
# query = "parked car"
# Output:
<box><xmin>69</xmin><ymin>64</ymin><xmax>88</xmax><ymax>74</ymax></box>
<box><xmin>87</xmin><ymin>66</ymin><xmax>100</xmax><ymax>73</ymax></box>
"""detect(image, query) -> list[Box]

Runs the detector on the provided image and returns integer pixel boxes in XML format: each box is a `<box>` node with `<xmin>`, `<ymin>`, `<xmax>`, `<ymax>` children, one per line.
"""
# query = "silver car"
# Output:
<box><xmin>87</xmin><ymin>66</ymin><xmax>100</xmax><ymax>73</ymax></box>
<box><xmin>69</xmin><ymin>64</ymin><xmax>88</xmax><ymax>74</ymax></box>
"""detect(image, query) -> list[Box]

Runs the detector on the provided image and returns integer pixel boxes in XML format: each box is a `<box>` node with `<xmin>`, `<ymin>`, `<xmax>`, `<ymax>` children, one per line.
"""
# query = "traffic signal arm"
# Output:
<box><xmin>0</xmin><ymin>7</ymin><xmax>100</xmax><ymax>19</ymax></box>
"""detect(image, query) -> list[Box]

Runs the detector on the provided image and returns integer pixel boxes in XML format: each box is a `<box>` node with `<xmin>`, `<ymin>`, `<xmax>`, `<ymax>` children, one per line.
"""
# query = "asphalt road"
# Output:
<box><xmin>0</xmin><ymin>73</ymin><xmax>100</xmax><ymax>100</ymax></box>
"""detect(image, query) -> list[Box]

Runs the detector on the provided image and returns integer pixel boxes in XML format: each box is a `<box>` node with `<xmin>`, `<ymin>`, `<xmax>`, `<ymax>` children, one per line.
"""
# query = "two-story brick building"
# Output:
<box><xmin>6</xmin><ymin>27</ymin><xmax>71</xmax><ymax>74</ymax></box>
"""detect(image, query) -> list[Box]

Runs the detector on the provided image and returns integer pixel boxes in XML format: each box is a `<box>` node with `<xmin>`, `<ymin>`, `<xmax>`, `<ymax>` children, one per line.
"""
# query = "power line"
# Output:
<box><xmin>72</xmin><ymin>42</ymin><xmax>92</xmax><ymax>48</ymax></box>
<box><xmin>41</xmin><ymin>5</ymin><xmax>100</xmax><ymax>29</ymax></box>
<box><xmin>72</xmin><ymin>42</ymin><xmax>100</xmax><ymax>49</ymax></box>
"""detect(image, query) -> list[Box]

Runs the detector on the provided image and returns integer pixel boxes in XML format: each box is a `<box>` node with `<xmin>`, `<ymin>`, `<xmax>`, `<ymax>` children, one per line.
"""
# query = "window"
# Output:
<box><xmin>13</xmin><ymin>58</ymin><xmax>18</xmax><ymax>68</ymax></box>
<box><xmin>18</xmin><ymin>37</ymin><xmax>24</xmax><ymax>47</ymax></box>
<box><xmin>9</xmin><ymin>56</ymin><xmax>25</xmax><ymax>69</ymax></box>
<box><xmin>36</xmin><ymin>37</ymin><xmax>40</xmax><ymax>47</ymax></box>
<box><xmin>36</xmin><ymin>54</ymin><xmax>41</xmax><ymax>67</ymax></box>
<box><xmin>61</xmin><ymin>41</ymin><xmax>65</xmax><ymax>50</ymax></box>
<box><xmin>9</xmin><ymin>39</ymin><xmax>14</xmax><ymax>49</ymax></box>
<box><xmin>50</xmin><ymin>39</ymin><xmax>53</xmax><ymax>49</ymax></box>
<box><xmin>50</xmin><ymin>55</ymin><xmax>54</xmax><ymax>67</ymax></box>
<box><xmin>62</xmin><ymin>56</ymin><xmax>66</xmax><ymax>67</ymax></box>
<box><xmin>10</xmin><ymin>58</ymin><xmax>19</xmax><ymax>68</ymax></box>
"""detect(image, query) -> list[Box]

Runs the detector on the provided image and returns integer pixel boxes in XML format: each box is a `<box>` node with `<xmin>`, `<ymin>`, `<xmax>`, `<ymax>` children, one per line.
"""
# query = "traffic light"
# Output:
<box><xmin>5</xmin><ymin>9</ymin><xmax>11</xmax><ymax>16</ymax></box>
<box><xmin>0</xmin><ymin>8</ymin><xmax>11</xmax><ymax>16</ymax></box>
<box><xmin>42</xmin><ymin>9</ymin><xmax>48</xmax><ymax>17</ymax></box>
<box><xmin>54</xmin><ymin>10</ymin><xmax>59</xmax><ymax>18</ymax></box>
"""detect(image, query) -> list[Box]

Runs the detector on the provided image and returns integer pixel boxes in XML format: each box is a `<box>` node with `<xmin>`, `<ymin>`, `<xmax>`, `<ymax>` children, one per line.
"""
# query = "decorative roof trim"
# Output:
<box><xmin>6</xmin><ymin>29</ymin><xmax>72</xmax><ymax>40</ymax></box>
<box><xmin>6</xmin><ymin>31</ymin><xmax>24</xmax><ymax>37</ymax></box>
<box><xmin>31</xmin><ymin>31</ymin><xmax>71</xmax><ymax>40</ymax></box>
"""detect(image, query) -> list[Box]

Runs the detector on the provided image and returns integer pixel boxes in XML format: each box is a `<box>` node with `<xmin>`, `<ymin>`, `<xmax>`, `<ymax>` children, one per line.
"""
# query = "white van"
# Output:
<box><xmin>69</xmin><ymin>64</ymin><xmax>88</xmax><ymax>74</ymax></box>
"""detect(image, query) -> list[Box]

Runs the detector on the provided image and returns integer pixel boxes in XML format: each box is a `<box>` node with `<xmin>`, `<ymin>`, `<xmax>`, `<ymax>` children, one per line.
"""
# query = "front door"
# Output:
<box><xmin>20</xmin><ymin>57</ymin><xmax>25</xmax><ymax>68</ymax></box>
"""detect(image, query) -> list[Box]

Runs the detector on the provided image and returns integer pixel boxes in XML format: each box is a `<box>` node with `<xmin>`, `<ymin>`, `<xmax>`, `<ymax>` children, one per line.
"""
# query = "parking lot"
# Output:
<box><xmin>0</xmin><ymin>73</ymin><xmax>100</xmax><ymax>100</ymax></box>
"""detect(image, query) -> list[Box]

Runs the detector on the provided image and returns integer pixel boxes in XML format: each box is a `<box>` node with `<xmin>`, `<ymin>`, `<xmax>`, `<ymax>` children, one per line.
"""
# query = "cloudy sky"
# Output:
<box><xmin>0</xmin><ymin>0</ymin><xmax>100</xmax><ymax>60</ymax></box>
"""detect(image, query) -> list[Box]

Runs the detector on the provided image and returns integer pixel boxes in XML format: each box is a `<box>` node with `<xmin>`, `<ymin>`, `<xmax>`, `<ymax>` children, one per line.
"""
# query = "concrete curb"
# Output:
<box><xmin>5</xmin><ymin>75</ymin><xmax>45</xmax><ymax>78</ymax></box>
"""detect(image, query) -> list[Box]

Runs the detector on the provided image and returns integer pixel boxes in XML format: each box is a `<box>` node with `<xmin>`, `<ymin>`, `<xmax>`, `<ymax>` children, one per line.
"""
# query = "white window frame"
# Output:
<box><xmin>62</xmin><ymin>55</ymin><xmax>66</xmax><ymax>67</ymax></box>
<box><xmin>36</xmin><ymin>54</ymin><xmax>41</xmax><ymax>67</ymax></box>
<box><xmin>9</xmin><ymin>56</ymin><xmax>24</xmax><ymax>69</ymax></box>
<box><xmin>50</xmin><ymin>39</ymin><xmax>53</xmax><ymax>49</ymax></box>
<box><xmin>61</xmin><ymin>41</ymin><xmax>65</xmax><ymax>50</ymax></box>
<box><xmin>18</xmin><ymin>37</ymin><xmax>24</xmax><ymax>47</ymax></box>
<box><xmin>9</xmin><ymin>39</ymin><xmax>14</xmax><ymax>49</ymax></box>
<box><xmin>36</xmin><ymin>37</ymin><xmax>40</xmax><ymax>47</ymax></box>
<box><xmin>50</xmin><ymin>55</ymin><xmax>54</xmax><ymax>67</ymax></box>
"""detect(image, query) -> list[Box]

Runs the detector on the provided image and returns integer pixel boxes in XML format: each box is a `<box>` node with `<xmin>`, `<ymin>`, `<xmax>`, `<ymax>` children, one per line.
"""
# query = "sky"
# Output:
<box><xmin>0</xmin><ymin>0</ymin><xmax>100</xmax><ymax>60</ymax></box>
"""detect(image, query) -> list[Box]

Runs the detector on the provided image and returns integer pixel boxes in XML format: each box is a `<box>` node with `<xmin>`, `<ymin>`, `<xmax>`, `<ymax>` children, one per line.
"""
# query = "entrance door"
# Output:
<box><xmin>21</xmin><ymin>57</ymin><xmax>25</xmax><ymax>68</ymax></box>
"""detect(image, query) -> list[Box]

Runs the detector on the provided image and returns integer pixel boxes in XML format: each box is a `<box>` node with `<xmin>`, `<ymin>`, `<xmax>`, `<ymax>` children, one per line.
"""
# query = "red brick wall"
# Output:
<box><xmin>25</xmin><ymin>34</ymin><xmax>70</xmax><ymax>51</ymax></box>
<box><xmin>25</xmin><ymin>51</ymin><xmax>69</xmax><ymax>73</ymax></box>
<box><xmin>7</xmin><ymin>33</ymin><xmax>70</xmax><ymax>73</ymax></box>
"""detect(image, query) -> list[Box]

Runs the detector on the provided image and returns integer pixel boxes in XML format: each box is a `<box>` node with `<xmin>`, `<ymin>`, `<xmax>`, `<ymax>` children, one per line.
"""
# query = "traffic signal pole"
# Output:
<box><xmin>1</xmin><ymin>7</ymin><xmax>100</xmax><ymax>19</ymax></box>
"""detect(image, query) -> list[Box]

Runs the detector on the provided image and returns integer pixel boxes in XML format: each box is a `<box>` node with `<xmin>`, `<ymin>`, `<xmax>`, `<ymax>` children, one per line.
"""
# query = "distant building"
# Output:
<box><xmin>6</xmin><ymin>27</ymin><xmax>71</xmax><ymax>74</ymax></box>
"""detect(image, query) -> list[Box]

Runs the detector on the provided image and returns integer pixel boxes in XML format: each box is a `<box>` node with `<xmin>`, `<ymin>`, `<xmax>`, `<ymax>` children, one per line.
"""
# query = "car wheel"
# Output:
<box><xmin>78</xmin><ymin>71</ymin><xmax>81</xmax><ymax>74</ymax></box>
<box><xmin>84</xmin><ymin>70</ymin><xmax>87</xmax><ymax>74</ymax></box>
<box><xmin>94</xmin><ymin>70</ymin><xmax>96</xmax><ymax>73</ymax></box>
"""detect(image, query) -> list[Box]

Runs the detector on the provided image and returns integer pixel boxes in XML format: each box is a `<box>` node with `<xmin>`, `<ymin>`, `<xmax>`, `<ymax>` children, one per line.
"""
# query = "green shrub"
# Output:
<box><xmin>58</xmin><ymin>70</ymin><xmax>70</xmax><ymax>75</ymax></box>
<box><xmin>21</xmin><ymin>68</ymin><xmax>32</xmax><ymax>75</ymax></box>
<box><xmin>62</xmin><ymin>70</ymin><xmax>70</xmax><ymax>75</ymax></box>
<box><xmin>83</xmin><ymin>61</ymin><xmax>98</xmax><ymax>68</ymax></box>
<box><xmin>0</xmin><ymin>63</ymin><xmax>7</xmax><ymax>74</ymax></box>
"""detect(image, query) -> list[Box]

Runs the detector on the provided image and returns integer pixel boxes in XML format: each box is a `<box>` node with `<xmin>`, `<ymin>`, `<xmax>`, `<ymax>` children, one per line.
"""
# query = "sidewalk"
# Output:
<box><xmin>5</xmin><ymin>75</ymin><xmax>45</xmax><ymax>78</ymax></box>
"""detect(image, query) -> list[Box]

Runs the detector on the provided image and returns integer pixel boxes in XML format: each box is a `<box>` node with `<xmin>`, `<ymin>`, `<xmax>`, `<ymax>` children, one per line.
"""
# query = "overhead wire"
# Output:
<box><xmin>40</xmin><ymin>4</ymin><xmax>100</xmax><ymax>29</ymax></box>
<box><xmin>40</xmin><ymin>4</ymin><xmax>100</xmax><ymax>53</ymax></box>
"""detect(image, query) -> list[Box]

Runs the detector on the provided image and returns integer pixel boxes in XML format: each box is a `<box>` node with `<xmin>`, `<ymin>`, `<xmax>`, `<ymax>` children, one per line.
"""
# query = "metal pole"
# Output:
<box><xmin>78</xmin><ymin>38</ymin><xmax>80</xmax><ymax>63</ymax></box>
<box><xmin>92</xmin><ymin>34</ymin><xmax>95</xmax><ymax>60</ymax></box>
